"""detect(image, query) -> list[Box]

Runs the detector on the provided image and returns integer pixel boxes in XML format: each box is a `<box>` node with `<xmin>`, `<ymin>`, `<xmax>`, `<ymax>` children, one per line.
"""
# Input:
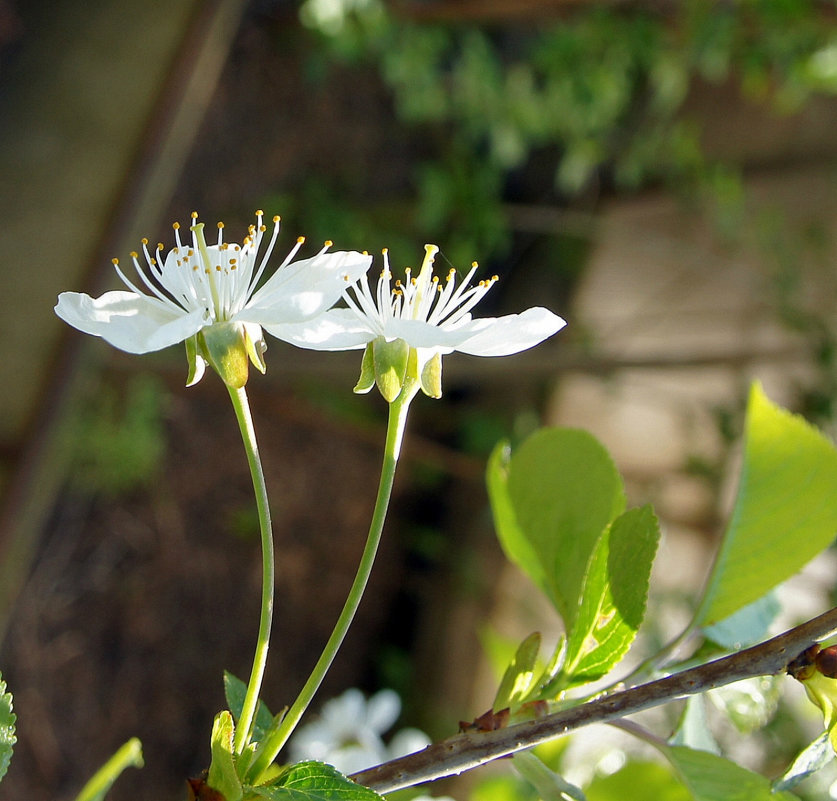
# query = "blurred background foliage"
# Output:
<box><xmin>271</xmin><ymin>0</ymin><xmax>837</xmax><ymax>268</ymax></box>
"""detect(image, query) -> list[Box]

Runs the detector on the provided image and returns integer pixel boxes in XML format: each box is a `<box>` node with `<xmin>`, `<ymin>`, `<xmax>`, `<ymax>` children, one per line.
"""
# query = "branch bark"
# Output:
<box><xmin>352</xmin><ymin>606</ymin><xmax>837</xmax><ymax>793</ymax></box>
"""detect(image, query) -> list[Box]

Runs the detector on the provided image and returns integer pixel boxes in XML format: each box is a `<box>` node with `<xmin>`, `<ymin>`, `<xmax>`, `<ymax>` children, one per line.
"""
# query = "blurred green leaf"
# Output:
<box><xmin>586</xmin><ymin>761</ymin><xmax>690</xmax><ymax>801</ymax></box>
<box><xmin>702</xmin><ymin>591</ymin><xmax>781</xmax><ymax>650</ymax></box>
<box><xmin>73</xmin><ymin>739</ymin><xmax>143</xmax><ymax>801</ymax></box>
<box><xmin>774</xmin><ymin>732</ymin><xmax>834</xmax><ymax>792</ymax></box>
<box><xmin>666</xmin><ymin>745</ymin><xmax>798</xmax><ymax>801</ymax></box>
<box><xmin>0</xmin><ymin>674</ymin><xmax>14</xmax><ymax>784</ymax></box>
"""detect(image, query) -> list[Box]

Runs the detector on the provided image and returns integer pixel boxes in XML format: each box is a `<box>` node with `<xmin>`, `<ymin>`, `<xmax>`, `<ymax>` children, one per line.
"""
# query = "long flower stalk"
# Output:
<box><xmin>227</xmin><ymin>386</ymin><xmax>275</xmax><ymax>754</ymax></box>
<box><xmin>246</xmin><ymin>379</ymin><xmax>419</xmax><ymax>782</ymax></box>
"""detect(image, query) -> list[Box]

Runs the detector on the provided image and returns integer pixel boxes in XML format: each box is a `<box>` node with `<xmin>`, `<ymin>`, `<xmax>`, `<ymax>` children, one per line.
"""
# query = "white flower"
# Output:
<box><xmin>55</xmin><ymin>211</ymin><xmax>372</xmax><ymax>386</ymax></box>
<box><xmin>289</xmin><ymin>688</ymin><xmax>430</xmax><ymax>775</ymax></box>
<box><xmin>274</xmin><ymin>244</ymin><xmax>566</xmax><ymax>399</ymax></box>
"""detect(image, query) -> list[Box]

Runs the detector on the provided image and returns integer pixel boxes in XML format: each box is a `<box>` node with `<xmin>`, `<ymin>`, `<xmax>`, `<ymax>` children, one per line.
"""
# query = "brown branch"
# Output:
<box><xmin>352</xmin><ymin>606</ymin><xmax>837</xmax><ymax>793</ymax></box>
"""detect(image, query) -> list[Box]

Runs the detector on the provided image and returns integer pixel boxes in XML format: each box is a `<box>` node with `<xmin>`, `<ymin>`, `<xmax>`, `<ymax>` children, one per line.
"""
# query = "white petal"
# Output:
<box><xmin>264</xmin><ymin>308</ymin><xmax>375</xmax><ymax>351</ymax></box>
<box><xmin>454</xmin><ymin>307</ymin><xmax>566</xmax><ymax>356</ymax></box>
<box><xmin>245</xmin><ymin>251</ymin><xmax>372</xmax><ymax>324</ymax></box>
<box><xmin>55</xmin><ymin>291</ymin><xmax>206</xmax><ymax>354</ymax></box>
<box><xmin>387</xmin><ymin>727</ymin><xmax>431</xmax><ymax>759</ymax></box>
<box><xmin>383</xmin><ymin>317</ymin><xmax>467</xmax><ymax>351</ymax></box>
<box><xmin>365</xmin><ymin>689</ymin><xmax>401</xmax><ymax>734</ymax></box>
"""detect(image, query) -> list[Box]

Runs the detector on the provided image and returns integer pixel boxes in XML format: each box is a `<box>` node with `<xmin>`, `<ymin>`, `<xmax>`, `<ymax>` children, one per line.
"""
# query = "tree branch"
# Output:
<box><xmin>352</xmin><ymin>606</ymin><xmax>837</xmax><ymax>793</ymax></box>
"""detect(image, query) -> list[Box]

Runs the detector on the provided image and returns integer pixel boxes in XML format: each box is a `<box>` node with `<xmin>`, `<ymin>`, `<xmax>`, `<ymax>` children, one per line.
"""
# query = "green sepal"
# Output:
<box><xmin>244</xmin><ymin>324</ymin><xmax>268</xmax><ymax>376</ymax></box>
<box><xmin>185</xmin><ymin>334</ymin><xmax>206</xmax><ymax>387</ymax></box>
<box><xmin>420</xmin><ymin>350</ymin><xmax>443</xmax><ymax>398</ymax></box>
<box><xmin>353</xmin><ymin>343</ymin><xmax>376</xmax><ymax>394</ymax></box>
<box><xmin>200</xmin><ymin>322</ymin><xmax>251</xmax><ymax>389</ymax></box>
<box><xmin>207</xmin><ymin>710</ymin><xmax>243</xmax><ymax>801</ymax></box>
<box><xmin>373</xmin><ymin>337</ymin><xmax>409</xmax><ymax>402</ymax></box>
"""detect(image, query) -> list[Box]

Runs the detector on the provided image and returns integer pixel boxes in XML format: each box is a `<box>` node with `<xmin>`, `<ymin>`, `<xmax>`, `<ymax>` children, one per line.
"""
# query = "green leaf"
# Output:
<box><xmin>0</xmin><ymin>675</ymin><xmax>15</xmax><ymax>784</ymax></box>
<box><xmin>562</xmin><ymin>505</ymin><xmax>659</xmax><ymax>685</ymax></box>
<box><xmin>702</xmin><ymin>591</ymin><xmax>780</xmax><ymax>650</ymax></box>
<box><xmin>225</xmin><ymin>671</ymin><xmax>276</xmax><ymax>743</ymax></box>
<box><xmin>586</xmin><ymin>761</ymin><xmax>691</xmax><ymax>801</ymax></box>
<box><xmin>513</xmin><ymin>750</ymin><xmax>586</xmax><ymax>801</ymax></box>
<box><xmin>666</xmin><ymin>745</ymin><xmax>799</xmax><ymax>801</ymax></box>
<box><xmin>670</xmin><ymin>696</ymin><xmax>719</xmax><ymax>755</ymax></box>
<box><xmin>73</xmin><ymin>738</ymin><xmax>143</xmax><ymax>801</ymax></box>
<box><xmin>251</xmin><ymin>761</ymin><xmax>384</xmax><ymax>801</ymax></box>
<box><xmin>494</xmin><ymin>632</ymin><xmax>542</xmax><ymax>710</ymax></box>
<box><xmin>773</xmin><ymin>732</ymin><xmax>834</xmax><ymax>792</ymax></box>
<box><xmin>208</xmin><ymin>711</ymin><xmax>243</xmax><ymax>801</ymax></box>
<box><xmin>697</xmin><ymin>383</ymin><xmax>837</xmax><ymax>625</ymax></box>
<box><xmin>488</xmin><ymin>428</ymin><xmax>625</xmax><ymax>632</ymax></box>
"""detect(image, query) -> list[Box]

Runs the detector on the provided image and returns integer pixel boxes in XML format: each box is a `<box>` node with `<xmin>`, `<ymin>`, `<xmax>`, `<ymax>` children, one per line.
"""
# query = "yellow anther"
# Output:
<box><xmin>157</xmin><ymin>243</ymin><xmax>164</xmax><ymax>251</ymax></box>
<box><xmin>141</xmin><ymin>237</ymin><xmax>149</xmax><ymax>245</ymax></box>
<box><xmin>217</xmin><ymin>221</ymin><xmax>224</xmax><ymax>229</ymax></box>
<box><xmin>150</xmin><ymin>258</ymin><xmax>157</xmax><ymax>266</ymax></box>
<box><xmin>382</xmin><ymin>247</ymin><xmax>389</xmax><ymax>255</ymax></box>
<box><xmin>173</xmin><ymin>222</ymin><xmax>181</xmax><ymax>230</ymax></box>
<box><xmin>472</xmin><ymin>261</ymin><xmax>479</xmax><ymax>269</ymax></box>
<box><xmin>272</xmin><ymin>215</ymin><xmax>280</xmax><ymax>223</ymax></box>
<box><xmin>324</xmin><ymin>240</ymin><xmax>333</xmax><ymax>247</ymax></box>
<box><xmin>255</xmin><ymin>209</ymin><xmax>264</xmax><ymax>216</ymax></box>
<box><xmin>129</xmin><ymin>251</ymin><xmax>138</xmax><ymax>259</ymax></box>
<box><xmin>297</xmin><ymin>236</ymin><xmax>306</xmax><ymax>244</ymax></box>
<box><xmin>191</xmin><ymin>211</ymin><xmax>199</xmax><ymax>219</ymax></box>
<box><xmin>259</xmin><ymin>225</ymin><xmax>266</xmax><ymax>232</ymax></box>
<box><xmin>112</xmin><ymin>258</ymin><xmax>119</xmax><ymax>265</ymax></box>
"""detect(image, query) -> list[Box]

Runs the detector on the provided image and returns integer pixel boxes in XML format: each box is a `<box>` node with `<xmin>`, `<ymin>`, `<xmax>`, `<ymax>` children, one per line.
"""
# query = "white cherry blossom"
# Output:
<box><xmin>55</xmin><ymin>211</ymin><xmax>372</xmax><ymax>385</ymax></box>
<box><xmin>273</xmin><ymin>244</ymin><xmax>566</xmax><ymax>398</ymax></box>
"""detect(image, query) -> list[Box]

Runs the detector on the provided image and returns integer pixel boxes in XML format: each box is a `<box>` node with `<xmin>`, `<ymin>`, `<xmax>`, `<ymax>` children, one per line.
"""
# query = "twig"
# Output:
<box><xmin>352</xmin><ymin>607</ymin><xmax>837</xmax><ymax>793</ymax></box>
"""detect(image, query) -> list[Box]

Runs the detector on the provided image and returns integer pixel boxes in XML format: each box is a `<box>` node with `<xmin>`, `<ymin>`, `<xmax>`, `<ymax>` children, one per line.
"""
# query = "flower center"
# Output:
<box><xmin>113</xmin><ymin>211</ymin><xmax>284</xmax><ymax>323</ymax></box>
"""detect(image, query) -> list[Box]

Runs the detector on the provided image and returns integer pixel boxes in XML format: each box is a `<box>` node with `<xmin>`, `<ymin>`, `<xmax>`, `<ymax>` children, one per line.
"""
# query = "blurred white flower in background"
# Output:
<box><xmin>289</xmin><ymin>688</ymin><xmax>430</xmax><ymax>775</ymax></box>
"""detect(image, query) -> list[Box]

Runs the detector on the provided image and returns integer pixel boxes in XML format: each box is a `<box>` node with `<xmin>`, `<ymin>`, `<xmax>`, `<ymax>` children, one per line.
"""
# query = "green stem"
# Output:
<box><xmin>247</xmin><ymin>382</ymin><xmax>417</xmax><ymax>782</ymax></box>
<box><xmin>228</xmin><ymin>385</ymin><xmax>275</xmax><ymax>755</ymax></box>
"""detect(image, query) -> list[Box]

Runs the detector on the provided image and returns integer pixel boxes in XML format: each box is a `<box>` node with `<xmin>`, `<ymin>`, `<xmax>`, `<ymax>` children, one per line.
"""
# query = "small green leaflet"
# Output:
<box><xmin>209</xmin><ymin>711</ymin><xmax>243</xmax><ymax>801</ymax></box>
<box><xmin>494</xmin><ymin>632</ymin><xmax>542</xmax><ymax>710</ymax></box>
<box><xmin>0</xmin><ymin>674</ymin><xmax>14</xmax><ymax>784</ymax></box>
<box><xmin>250</xmin><ymin>761</ymin><xmax>384</xmax><ymax>801</ymax></box>
<box><xmin>696</xmin><ymin>383</ymin><xmax>837</xmax><ymax>626</ymax></box>
<box><xmin>562</xmin><ymin>505</ymin><xmax>659</xmax><ymax>685</ymax></box>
